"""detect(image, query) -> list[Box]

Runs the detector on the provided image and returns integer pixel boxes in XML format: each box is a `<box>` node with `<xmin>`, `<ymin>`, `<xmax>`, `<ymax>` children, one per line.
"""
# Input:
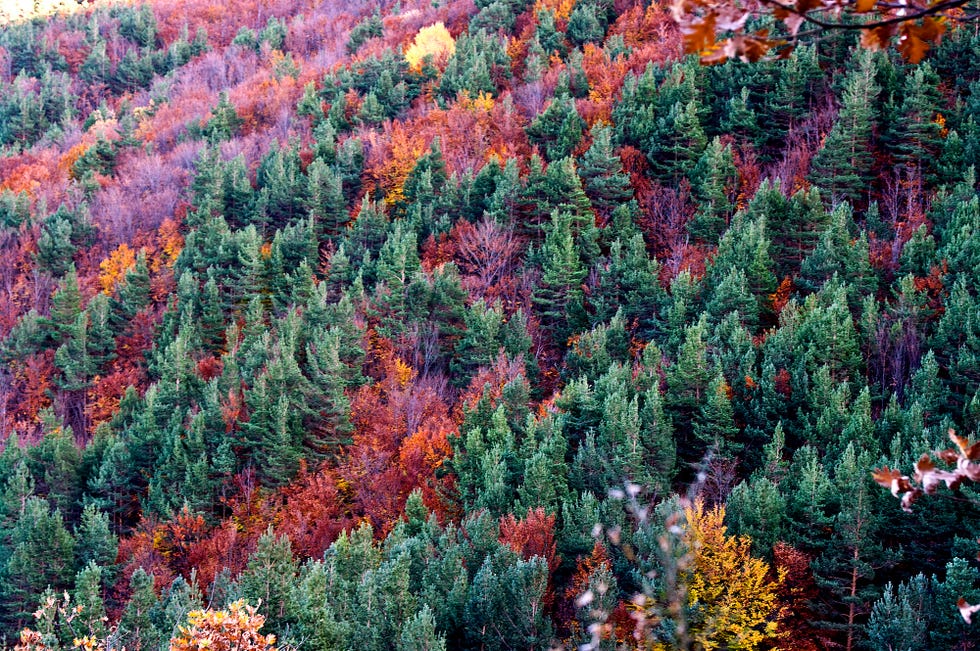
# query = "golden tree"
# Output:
<box><xmin>98</xmin><ymin>244</ymin><xmax>137</xmax><ymax>295</ymax></box>
<box><xmin>404</xmin><ymin>23</ymin><xmax>455</xmax><ymax>71</ymax></box>
<box><xmin>681</xmin><ymin>500</ymin><xmax>784</xmax><ymax>651</ymax></box>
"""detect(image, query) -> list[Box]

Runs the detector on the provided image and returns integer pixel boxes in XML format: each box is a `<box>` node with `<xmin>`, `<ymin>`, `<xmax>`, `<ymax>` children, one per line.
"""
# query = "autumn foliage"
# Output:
<box><xmin>404</xmin><ymin>22</ymin><xmax>456</xmax><ymax>71</ymax></box>
<box><xmin>682</xmin><ymin>501</ymin><xmax>784</xmax><ymax>650</ymax></box>
<box><xmin>169</xmin><ymin>601</ymin><xmax>276</xmax><ymax>651</ymax></box>
<box><xmin>0</xmin><ymin>0</ymin><xmax>979</xmax><ymax>648</ymax></box>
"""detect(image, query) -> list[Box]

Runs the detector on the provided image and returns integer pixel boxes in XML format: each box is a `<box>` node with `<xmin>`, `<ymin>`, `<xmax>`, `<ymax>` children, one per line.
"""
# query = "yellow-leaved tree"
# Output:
<box><xmin>98</xmin><ymin>243</ymin><xmax>137</xmax><ymax>295</ymax></box>
<box><xmin>404</xmin><ymin>23</ymin><xmax>455</xmax><ymax>71</ymax></box>
<box><xmin>169</xmin><ymin>601</ymin><xmax>276</xmax><ymax>651</ymax></box>
<box><xmin>682</xmin><ymin>500</ymin><xmax>784</xmax><ymax>651</ymax></box>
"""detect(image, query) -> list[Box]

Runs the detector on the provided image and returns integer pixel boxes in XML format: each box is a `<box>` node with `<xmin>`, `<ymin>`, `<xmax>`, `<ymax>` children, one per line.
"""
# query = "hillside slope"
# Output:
<box><xmin>2</xmin><ymin>0</ymin><xmax>980</xmax><ymax>649</ymax></box>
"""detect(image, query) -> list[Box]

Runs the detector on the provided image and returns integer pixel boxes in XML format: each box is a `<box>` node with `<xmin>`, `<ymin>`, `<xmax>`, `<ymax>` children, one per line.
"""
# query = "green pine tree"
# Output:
<box><xmin>808</xmin><ymin>50</ymin><xmax>880</xmax><ymax>204</ymax></box>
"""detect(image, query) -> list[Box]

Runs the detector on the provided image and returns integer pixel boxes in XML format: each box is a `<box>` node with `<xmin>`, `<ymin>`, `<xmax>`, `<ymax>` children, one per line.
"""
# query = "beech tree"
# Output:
<box><xmin>681</xmin><ymin>501</ymin><xmax>783</xmax><ymax>650</ymax></box>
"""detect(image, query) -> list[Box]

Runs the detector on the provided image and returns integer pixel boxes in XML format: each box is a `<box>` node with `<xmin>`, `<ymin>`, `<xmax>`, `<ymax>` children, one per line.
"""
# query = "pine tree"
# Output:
<box><xmin>304</xmin><ymin>326</ymin><xmax>354</xmax><ymax>450</ymax></box>
<box><xmin>650</xmin><ymin>98</ymin><xmax>707</xmax><ymax>182</ymax></box>
<box><xmin>118</xmin><ymin>568</ymin><xmax>162</xmax><ymax>651</ymax></box>
<box><xmin>72</xmin><ymin>562</ymin><xmax>108</xmax><ymax>640</ymax></box>
<box><xmin>85</xmin><ymin>293</ymin><xmax>116</xmax><ymax>368</ymax></box>
<box><xmin>890</xmin><ymin>63</ymin><xmax>944</xmax><ymax>185</ymax></box>
<box><xmin>578</xmin><ymin>123</ymin><xmax>631</xmax><ymax>216</ymax></box>
<box><xmin>748</xmin><ymin>182</ymin><xmax>827</xmax><ymax>280</ymax></box>
<box><xmin>798</xmin><ymin>204</ymin><xmax>877</xmax><ymax>309</ymax></box>
<box><xmin>372</xmin><ymin>222</ymin><xmax>421</xmax><ymax>339</ymax></box>
<box><xmin>639</xmin><ymin>377</ymin><xmax>677</xmax><ymax>495</ymax></box>
<box><xmin>592</xmin><ymin>230</ymin><xmax>665</xmax><ymax>340</ymax></box>
<box><xmin>929</xmin><ymin>557</ymin><xmax>980</xmax><ymax>650</ymax></box>
<box><xmin>255</xmin><ymin>144</ymin><xmax>309</xmax><ymax>230</ymax></box>
<box><xmin>808</xmin><ymin>50</ymin><xmax>879</xmax><ymax>204</ymax></box>
<box><xmin>689</xmin><ymin>137</ymin><xmax>738</xmax><ymax>244</ymax></box>
<box><xmin>725</xmin><ymin>477</ymin><xmax>787</xmax><ymax>555</ymax></box>
<box><xmin>203</xmin><ymin>92</ymin><xmax>242</xmax><ymax>142</ymax></box>
<box><xmin>404</xmin><ymin>139</ymin><xmax>448</xmax><ymax>212</ymax></box>
<box><xmin>705</xmin><ymin>267</ymin><xmax>760</xmax><ymax>331</ymax></box>
<box><xmin>353</xmin><ymin>552</ymin><xmax>417</xmax><ymax>651</ymax></box>
<box><xmin>535</xmin><ymin>9</ymin><xmax>566</xmax><ymax>57</ymax></box>
<box><xmin>399</xmin><ymin>605</ymin><xmax>447</xmax><ymax>651</ymax></box>
<box><xmin>811</xmin><ymin>443</ymin><xmax>892</xmax><ymax>651</ymax></box>
<box><xmin>240</xmin><ymin>528</ymin><xmax>299</xmax><ymax>632</ymax></box>
<box><xmin>782</xmin><ymin>445</ymin><xmax>835</xmax><ymax>554</ymax></box>
<box><xmin>567</xmin><ymin>1</ymin><xmax>605</xmax><ymax>45</ymax></box>
<box><xmin>46</xmin><ymin>265</ymin><xmax>83</xmax><ymax>344</ymax></box>
<box><xmin>766</xmin><ymin>45</ymin><xmax>823</xmax><ymax>139</ymax></box>
<box><xmin>666</xmin><ymin>317</ymin><xmax>712</xmax><ymax>462</ymax></box>
<box><xmin>74</xmin><ymin>503</ymin><xmax>117</xmax><ymax>573</ymax></box>
<box><xmin>937</xmin><ymin>194</ymin><xmax>980</xmax><ymax>284</ymax></box>
<box><xmin>157</xmin><ymin>574</ymin><xmax>205</xmax><ymax>641</ymax></box>
<box><xmin>532</xmin><ymin>211</ymin><xmax>587</xmax><ymax>345</ymax></box>
<box><xmin>452</xmin><ymin>299</ymin><xmax>505</xmax><ymax>384</ymax></box>
<box><xmin>3</xmin><ymin>497</ymin><xmax>75</xmax><ymax>627</ymax></box>
<box><xmin>708</xmin><ymin>214</ymin><xmax>777</xmax><ymax>330</ymax></box>
<box><xmin>220</xmin><ymin>154</ymin><xmax>255</xmax><ymax>228</ymax></box>
<box><xmin>932</xmin><ymin>278</ymin><xmax>980</xmax><ymax>411</ymax></box>
<box><xmin>464</xmin><ymin>555</ymin><xmax>551</xmax><ymax>651</ymax></box>
<box><xmin>866</xmin><ymin>579</ymin><xmax>928</xmax><ymax>651</ymax></box>
<box><xmin>525</xmin><ymin>91</ymin><xmax>586</xmax><ymax>162</ymax></box>
<box><xmin>692</xmin><ymin>370</ymin><xmax>740</xmax><ymax>455</ymax></box>
<box><xmin>517</xmin><ymin>434</ymin><xmax>568</xmax><ymax>515</ymax></box>
<box><xmin>54</xmin><ymin>311</ymin><xmax>96</xmax><ymax>393</ymax></box>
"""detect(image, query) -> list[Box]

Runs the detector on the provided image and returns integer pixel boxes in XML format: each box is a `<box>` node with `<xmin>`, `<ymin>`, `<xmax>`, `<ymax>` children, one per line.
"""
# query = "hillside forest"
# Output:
<box><xmin>1</xmin><ymin>0</ymin><xmax>980</xmax><ymax>649</ymax></box>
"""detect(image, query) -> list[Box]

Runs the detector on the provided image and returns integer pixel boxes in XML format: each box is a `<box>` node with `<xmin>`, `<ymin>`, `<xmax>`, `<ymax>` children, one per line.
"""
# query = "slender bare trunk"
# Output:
<box><xmin>847</xmin><ymin>547</ymin><xmax>859</xmax><ymax>651</ymax></box>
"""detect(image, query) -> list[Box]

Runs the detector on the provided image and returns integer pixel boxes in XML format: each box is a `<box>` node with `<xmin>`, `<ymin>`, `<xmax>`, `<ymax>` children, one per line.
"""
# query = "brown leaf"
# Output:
<box><xmin>700</xmin><ymin>36</ymin><xmax>734</xmax><ymax>64</ymax></box>
<box><xmin>947</xmin><ymin>429</ymin><xmax>980</xmax><ymax>461</ymax></box>
<box><xmin>900</xmin><ymin>488</ymin><xmax>922</xmax><ymax>513</ymax></box>
<box><xmin>965</xmin><ymin>443</ymin><xmax>980</xmax><ymax>461</ymax></box>
<box><xmin>795</xmin><ymin>0</ymin><xmax>823</xmax><ymax>13</ymax></box>
<box><xmin>963</xmin><ymin>461</ymin><xmax>980</xmax><ymax>483</ymax></box>
<box><xmin>872</xmin><ymin>467</ymin><xmax>903</xmax><ymax>489</ymax></box>
<box><xmin>958</xmin><ymin>598</ymin><xmax>980</xmax><ymax>624</ymax></box>
<box><xmin>918</xmin><ymin>16</ymin><xmax>946</xmax><ymax>43</ymax></box>
<box><xmin>898</xmin><ymin>23</ymin><xmax>929</xmax><ymax>63</ymax></box>
<box><xmin>783</xmin><ymin>12</ymin><xmax>805</xmax><ymax>35</ymax></box>
<box><xmin>860</xmin><ymin>24</ymin><xmax>896</xmax><ymax>50</ymax></box>
<box><xmin>936</xmin><ymin>448</ymin><xmax>959</xmax><ymax>464</ymax></box>
<box><xmin>854</xmin><ymin>0</ymin><xmax>875</xmax><ymax>13</ymax></box>
<box><xmin>740</xmin><ymin>32</ymin><xmax>773</xmax><ymax>62</ymax></box>
<box><xmin>716</xmin><ymin>8</ymin><xmax>750</xmax><ymax>31</ymax></box>
<box><xmin>873</xmin><ymin>466</ymin><xmax>915</xmax><ymax>498</ymax></box>
<box><xmin>683</xmin><ymin>12</ymin><xmax>718</xmax><ymax>55</ymax></box>
<box><xmin>774</xmin><ymin>43</ymin><xmax>796</xmax><ymax>59</ymax></box>
<box><xmin>915</xmin><ymin>454</ymin><xmax>935</xmax><ymax>474</ymax></box>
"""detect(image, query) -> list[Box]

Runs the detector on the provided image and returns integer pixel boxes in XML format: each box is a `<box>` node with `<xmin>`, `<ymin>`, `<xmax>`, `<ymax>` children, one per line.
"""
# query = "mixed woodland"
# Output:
<box><xmin>1</xmin><ymin>0</ymin><xmax>980</xmax><ymax>648</ymax></box>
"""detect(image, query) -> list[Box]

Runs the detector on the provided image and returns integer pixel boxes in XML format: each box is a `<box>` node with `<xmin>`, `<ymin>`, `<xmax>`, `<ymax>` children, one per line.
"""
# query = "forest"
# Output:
<box><xmin>1</xmin><ymin>0</ymin><xmax>980</xmax><ymax>648</ymax></box>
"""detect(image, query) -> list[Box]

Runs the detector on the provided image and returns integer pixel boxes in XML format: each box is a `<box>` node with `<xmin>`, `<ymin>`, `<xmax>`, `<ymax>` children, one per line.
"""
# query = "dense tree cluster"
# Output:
<box><xmin>1</xmin><ymin>0</ymin><xmax>980</xmax><ymax>649</ymax></box>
